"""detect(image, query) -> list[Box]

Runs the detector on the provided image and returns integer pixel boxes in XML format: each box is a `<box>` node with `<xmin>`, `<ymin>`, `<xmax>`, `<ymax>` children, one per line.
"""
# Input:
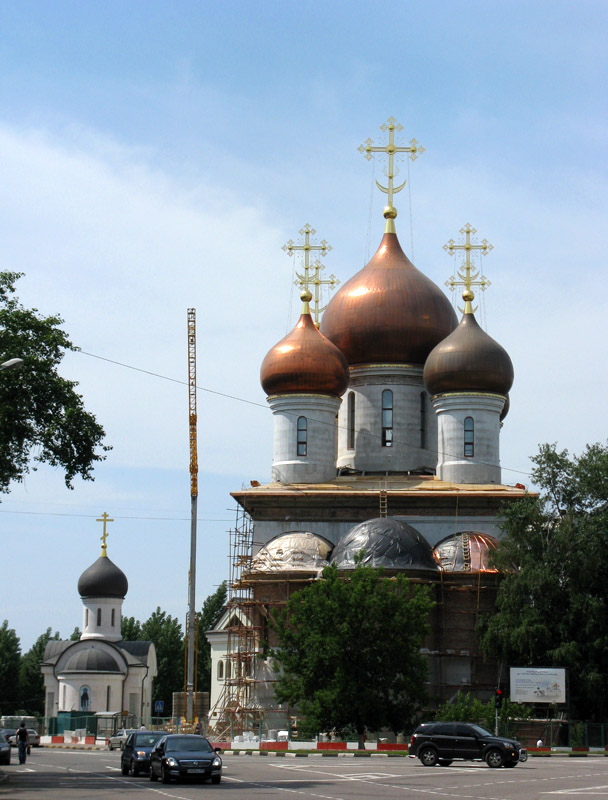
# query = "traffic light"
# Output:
<box><xmin>494</xmin><ymin>688</ymin><xmax>503</xmax><ymax>709</ymax></box>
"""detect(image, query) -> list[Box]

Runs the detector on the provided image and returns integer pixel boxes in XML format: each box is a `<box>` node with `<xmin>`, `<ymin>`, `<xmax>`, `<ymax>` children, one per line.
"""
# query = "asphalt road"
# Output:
<box><xmin>4</xmin><ymin>748</ymin><xmax>608</xmax><ymax>799</ymax></box>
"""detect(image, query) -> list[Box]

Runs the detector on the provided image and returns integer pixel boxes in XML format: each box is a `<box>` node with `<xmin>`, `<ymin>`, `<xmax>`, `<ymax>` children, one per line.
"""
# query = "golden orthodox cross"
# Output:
<box><xmin>358</xmin><ymin>117</ymin><xmax>425</xmax><ymax>218</ymax></box>
<box><xmin>283</xmin><ymin>224</ymin><xmax>339</xmax><ymax>325</ymax></box>
<box><xmin>444</xmin><ymin>223</ymin><xmax>492</xmax><ymax>312</ymax></box>
<box><xmin>96</xmin><ymin>511</ymin><xmax>114</xmax><ymax>556</ymax></box>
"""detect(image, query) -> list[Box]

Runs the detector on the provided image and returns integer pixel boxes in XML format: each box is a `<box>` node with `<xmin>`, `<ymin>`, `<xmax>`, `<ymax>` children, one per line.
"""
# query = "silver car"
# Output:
<box><xmin>108</xmin><ymin>729</ymin><xmax>138</xmax><ymax>751</ymax></box>
<box><xmin>8</xmin><ymin>729</ymin><xmax>40</xmax><ymax>747</ymax></box>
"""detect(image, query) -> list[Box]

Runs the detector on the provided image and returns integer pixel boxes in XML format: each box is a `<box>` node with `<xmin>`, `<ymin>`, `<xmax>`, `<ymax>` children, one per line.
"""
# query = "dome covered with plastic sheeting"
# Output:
<box><xmin>433</xmin><ymin>531</ymin><xmax>499</xmax><ymax>572</ymax></box>
<box><xmin>250</xmin><ymin>531</ymin><xmax>334</xmax><ymax>573</ymax></box>
<box><xmin>330</xmin><ymin>517</ymin><xmax>438</xmax><ymax>572</ymax></box>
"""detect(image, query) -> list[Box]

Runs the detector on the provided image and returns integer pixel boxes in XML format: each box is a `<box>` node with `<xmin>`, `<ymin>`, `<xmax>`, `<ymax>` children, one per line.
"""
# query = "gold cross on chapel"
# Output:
<box><xmin>359</xmin><ymin>117</ymin><xmax>425</xmax><ymax>225</ymax></box>
<box><xmin>444</xmin><ymin>223</ymin><xmax>492</xmax><ymax>312</ymax></box>
<box><xmin>96</xmin><ymin>511</ymin><xmax>114</xmax><ymax>557</ymax></box>
<box><xmin>283</xmin><ymin>224</ymin><xmax>339</xmax><ymax>325</ymax></box>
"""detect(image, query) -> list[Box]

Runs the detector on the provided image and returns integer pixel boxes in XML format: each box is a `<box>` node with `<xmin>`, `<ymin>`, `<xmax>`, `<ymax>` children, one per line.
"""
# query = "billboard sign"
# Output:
<box><xmin>510</xmin><ymin>667</ymin><xmax>566</xmax><ymax>704</ymax></box>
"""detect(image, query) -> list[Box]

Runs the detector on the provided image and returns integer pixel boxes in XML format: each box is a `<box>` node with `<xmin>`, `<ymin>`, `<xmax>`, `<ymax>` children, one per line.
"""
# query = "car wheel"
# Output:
<box><xmin>121</xmin><ymin>762</ymin><xmax>129</xmax><ymax>775</ymax></box>
<box><xmin>419</xmin><ymin>747</ymin><xmax>438</xmax><ymax>767</ymax></box>
<box><xmin>438</xmin><ymin>759</ymin><xmax>453</xmax><ymax>766</ymax></box>
<box><xmin>486</xmin><ymin>749</ymin><xmax>504</xmax><ymax>768</ymax></box>
<box><xmin>131</xmin><ymin>761</ymin><xmax>140</xmax><ymax>776</ymax></box>
<box><xmin>211</xmin><ymin>775</ymin><xmax>221</xmax><ymax>784</ymax></box>
<box><xmin>108</xmin><ymin>743</ymin><xmax>114</xmax><ymax>751</ymax></box>
<box><xmin>504</xmin><ymin>761</ymin><xmax>517</xmax><ymax>768</ymax></box>
<box><xmin>161</xmin><ymin>765</ymin><xmax>170</xmax><ymax>784</ymax></box>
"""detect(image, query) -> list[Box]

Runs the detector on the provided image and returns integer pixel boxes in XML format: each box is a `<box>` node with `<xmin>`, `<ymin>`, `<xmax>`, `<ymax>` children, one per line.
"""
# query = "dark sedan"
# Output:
<box><xmin>149</xmin><ymin>734</ymin><xmax>222</xmax><ymax>784</ymax></box>
<box><xmin>120</xmin><ymin>730</ymin><xmax>165</xmax><ymax>775</ymax></box>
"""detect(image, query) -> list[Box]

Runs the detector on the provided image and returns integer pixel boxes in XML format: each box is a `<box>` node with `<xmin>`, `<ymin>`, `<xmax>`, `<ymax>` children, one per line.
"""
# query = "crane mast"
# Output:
<box><xmin>186</xmin><ymin>308</ymin><xmax>198</xmax><ymax>722</ymax></box>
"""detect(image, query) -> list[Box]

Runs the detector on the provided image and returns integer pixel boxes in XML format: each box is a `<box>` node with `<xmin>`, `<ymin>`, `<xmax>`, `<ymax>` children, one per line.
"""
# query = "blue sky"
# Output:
<box><xmin>0</xmin><ymin>1</ymin><xmax>606</xmax><ymax>650</ymax></box>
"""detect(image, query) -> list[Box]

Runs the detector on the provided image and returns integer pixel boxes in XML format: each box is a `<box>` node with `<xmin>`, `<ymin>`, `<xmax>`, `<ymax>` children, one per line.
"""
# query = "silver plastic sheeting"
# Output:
<box><xmin>250</xmin><ymin>531</ymin><xmax>333</xmax><ymax>573</ymax></box>
<box><xmin>433</xmin><ymin>531</ymin><xmax>499</xmax><ymax>572</ymax></box>
<box><xmin>330</xmin><ymin>518</ymin><xmax>438</xmax><ymax>571</ymax></box>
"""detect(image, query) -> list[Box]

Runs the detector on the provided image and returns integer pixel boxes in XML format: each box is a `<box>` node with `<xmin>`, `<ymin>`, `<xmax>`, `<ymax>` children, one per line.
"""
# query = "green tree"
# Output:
<box><xmin>478</xmin><ymin>442</ymin><xmax>608</xmax><ymax>721</ymax></box>
<box><xmin>141</xmin><ymin>608</ymin><xmax>184</xmax><ymax>713</ymax></box>
<box><xmin>434</xmin><ymin>691</ymin><xmax>531</xmax><ymax>733</ymax></box>
<box><xmin>0</xmin><ymin>620</ymin><xmax>22</xmax><ymax>715</ymax></box>
<box><xmin>0</xmin><ymin>271</ymin><xmax>109</xmax><ymax>493</ymax></box>
<box><xmin>197</xmin><ymin>581</ymin><xmax>227</xmax><ymax>693</ymax></box>
<box><xmin>19</xmin><ymin>628</ymin><xmax>60</xmax><ymax>714</ymax></box>
<box><xmin>69</xmin><ymin>627</ymin><xmax>81</xmax><ymax>641</ymax></box>
<box><xmin>121</xmin><ymin>616</ymin><xmax>142</xmax><ymax>641</ymax></box>
<box><xmin>271</xmin><ymin>563</ymin><xmax>433</xmax><ymax>748</ymax></box>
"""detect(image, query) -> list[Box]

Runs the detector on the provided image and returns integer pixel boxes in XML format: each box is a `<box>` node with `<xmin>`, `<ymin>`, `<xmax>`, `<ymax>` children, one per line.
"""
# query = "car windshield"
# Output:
<box><xmin>134</xmin><ymin>733</ymin><xmax>164</xmax><ymax>747</ymax></box>
<box><xmin>470</xmin><ymin>724</ymin><xmax>493</xmax><ymax>737</ymax></box>
<box><xmin>166</xmin><ymin>736</ymin><xmax>212</xmax><ymax>753</ymax></box>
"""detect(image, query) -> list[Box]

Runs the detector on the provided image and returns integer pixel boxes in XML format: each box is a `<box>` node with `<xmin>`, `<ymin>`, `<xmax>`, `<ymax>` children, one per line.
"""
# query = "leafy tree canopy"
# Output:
<box><xmin>0</xmin><ymin>271</ymin><xmax>109</xmax><ymax>493</ymax></box>
<box><xmin>197</xmin><ymin>581</ymin><xmax>227</xmax><ymax>693</ymax></box>
<box><xmin>140</xmin><ymin>608</ymin><xmax>184</xmax><ymax>713</ymax></box>
<box><xmin>271</xmin><ymin>562</ymin><xmax>433</xmax><ymax>746</ymax></box>
<box><xmin>434</xmin><ymin>691</ymin><xmax>532</xmax><ymax>734</ymax></box>
<box><xmin>478</xmin><ymin>442</ymin><xmax>608</xmax><ymax>721</ymax></box>
<box><xmin>0</xmin><ymin>620</ymin><xmax>21</xmax><ymax>715</ymax></box>
<box><xmin>20</xmin><ymin>628</ymin><xmax>60</xmax><ymax>715</ymax></box>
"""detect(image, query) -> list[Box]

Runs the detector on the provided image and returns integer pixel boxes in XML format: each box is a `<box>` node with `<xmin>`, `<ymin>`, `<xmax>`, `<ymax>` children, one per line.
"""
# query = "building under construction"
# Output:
<box><xmin>206</xmin><ymin>118</ymin><xmax>529</xmax><ymax>737</ymax></box>
<box><xmin>206</xmin><ymin>478</ymin><xmax>526</xmax><ymax>737</ymax></box>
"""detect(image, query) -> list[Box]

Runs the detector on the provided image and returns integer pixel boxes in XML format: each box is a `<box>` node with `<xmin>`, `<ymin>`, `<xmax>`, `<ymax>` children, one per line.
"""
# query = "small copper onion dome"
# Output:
<box><xmin>260</xmin><ymin>291</ymin><xmax>349</xmax><ymax>397</ymax></box>
<box><xmin>319</xmin><ymin>231</ymin><xmax>457</xmax><ymax>366</ymax></box>
<box><xmin>423</xmin><ymin>291</ymin><xmax>514</xmax><ymax>396</ymax></box>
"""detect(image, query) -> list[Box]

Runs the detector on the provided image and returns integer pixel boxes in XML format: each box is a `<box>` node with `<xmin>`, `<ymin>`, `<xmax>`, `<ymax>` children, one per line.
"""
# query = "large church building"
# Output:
<box><xmin>207</xmin><ymin>118</ymin><xmax>528</xmax><ymax>735</ymax></box>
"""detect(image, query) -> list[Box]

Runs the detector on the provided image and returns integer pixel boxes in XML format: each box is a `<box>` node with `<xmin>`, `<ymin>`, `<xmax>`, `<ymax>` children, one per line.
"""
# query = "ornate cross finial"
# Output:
<box><xmin>358</xmin><ymin>116</ymin><xmax>425</xmax><ymax>230</ymax></box>
<box><xmin>283</xmin><ymin>224</ymin><xmax>339</xmax><ymax>325</ymax></box>
<box><xmin>96</xmin><ymin>511</ymin><xmax>114</xmax><ymax>557</ymax></box>
<box><xmin>444</xmin><ymin>223</ymin><xmax>492</xmax><ymax>313</ymax></box>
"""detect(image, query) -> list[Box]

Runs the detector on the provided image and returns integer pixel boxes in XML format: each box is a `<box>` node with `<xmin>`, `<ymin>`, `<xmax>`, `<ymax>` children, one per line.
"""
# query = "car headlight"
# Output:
<box><xmin>136</xmin><ymin>751</ymin><xmax>146</xmax><ymax>758</ymax></box>
<box><xmin>166</xmin><ymin>757</ymin><xmax>178</xmax><ymax>767</ymax></box>
<box><xmin>212</xmin><ymin>757</ymin><xmax>221</xmax><ymax>767</ymax></box>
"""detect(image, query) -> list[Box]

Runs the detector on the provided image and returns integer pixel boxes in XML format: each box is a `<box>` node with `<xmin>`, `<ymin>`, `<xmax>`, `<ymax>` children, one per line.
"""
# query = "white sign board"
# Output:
<box><xmin>510</xmin><ymin>667</ymin><xmax>566</xmax><ymax>704</ymax></box>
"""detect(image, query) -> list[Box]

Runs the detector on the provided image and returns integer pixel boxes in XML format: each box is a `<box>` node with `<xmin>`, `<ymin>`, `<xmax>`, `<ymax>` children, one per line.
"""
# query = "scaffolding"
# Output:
<box><xmin>208</xmin><ymin>506</ymin><xmax>318</xmax><ymax>738</ymax></box>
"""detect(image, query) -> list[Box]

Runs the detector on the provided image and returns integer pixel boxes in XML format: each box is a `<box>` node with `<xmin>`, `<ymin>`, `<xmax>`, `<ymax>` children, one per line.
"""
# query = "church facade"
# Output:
<box><xmin>207</xmin><ymin>118</ymin><xmax>528</xmax><ymax>734</ymax></box>
<box><xmin>41</xmin><ymin>523</ymin><xmax>157</xmax><ymax>730</ymax></box>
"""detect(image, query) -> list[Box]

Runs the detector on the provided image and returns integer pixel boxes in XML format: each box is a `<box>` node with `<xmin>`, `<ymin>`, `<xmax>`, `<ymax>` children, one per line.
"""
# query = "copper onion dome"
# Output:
<box><xmin>319</xmin><ymin>231</ymin><xmax>457</xmax><ymax>366</ymax></box>
<box><xmin>260</xmin><ymin>291</ymin><xmax>349</xmax><ymax>397</ymax></box>
<box><xmin>423</xmin><ymin>293</ymin><xmax>514</xmax><ymax>396</ymax></box>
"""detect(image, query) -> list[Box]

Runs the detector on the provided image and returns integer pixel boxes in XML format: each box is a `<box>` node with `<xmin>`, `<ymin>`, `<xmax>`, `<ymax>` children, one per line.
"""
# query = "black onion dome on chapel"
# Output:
<box><xmin>78</xmin><ymin>555</ymin><xmax>128</xmax><ymax>599</ymax></box>
<box><xmin>330</xmin><ymin>517</ymin><xmax>438</xmax><ymax>571</ymax></box>
<box><xmin>260</xmin><ymin>292</ymin><xmax>349</xmax><ymax>397</ymax></box>
<box><xmin>319</xmin><ymin>232</ymin><xmax>457</xmax><ymax>366</ymax></box>
<box><xmin>423</xmin><ymin>298</ymin><xmax>513</xmax><ymax>396</ymax></box>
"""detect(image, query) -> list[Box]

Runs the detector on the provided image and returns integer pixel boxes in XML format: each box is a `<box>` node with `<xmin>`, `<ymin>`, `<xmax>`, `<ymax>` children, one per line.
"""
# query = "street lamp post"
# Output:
<box><xmin>0</xmin><ymin>358</ymin><xmax>23</xmax><ymax>372</ymax></box>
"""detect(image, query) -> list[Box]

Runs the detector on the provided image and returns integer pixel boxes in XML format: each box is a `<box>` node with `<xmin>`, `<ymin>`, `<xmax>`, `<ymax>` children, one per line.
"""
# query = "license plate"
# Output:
<box><xmin>188</xmin><ymin>768</ymin><xmax>205</xmax><ymax>773</ymax></box>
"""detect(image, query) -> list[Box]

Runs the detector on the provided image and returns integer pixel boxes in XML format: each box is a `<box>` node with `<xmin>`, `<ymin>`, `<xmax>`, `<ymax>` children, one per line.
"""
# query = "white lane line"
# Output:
<box><xmin>543</xmin><ymin>786</ymin><xmax>608</xmax><ymax>795</ymax></box>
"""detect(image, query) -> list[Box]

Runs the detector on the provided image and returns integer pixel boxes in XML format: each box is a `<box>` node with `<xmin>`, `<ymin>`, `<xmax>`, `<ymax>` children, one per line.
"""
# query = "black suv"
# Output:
<box><xmin>409</xmin><ymin>722</ymin><xmax>527</xmax><ymax>768</ymax></box>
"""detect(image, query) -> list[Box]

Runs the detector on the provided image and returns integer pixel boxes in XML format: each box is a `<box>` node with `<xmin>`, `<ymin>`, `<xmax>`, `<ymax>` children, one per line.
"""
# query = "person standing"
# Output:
<box><xmin>16</xmin><ymin>722</ymin><xmax>30</xmax><ymax>764</ymax></box>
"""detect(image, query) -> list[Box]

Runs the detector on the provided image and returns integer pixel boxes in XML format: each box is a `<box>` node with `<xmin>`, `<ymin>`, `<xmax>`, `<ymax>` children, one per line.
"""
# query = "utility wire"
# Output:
<box><xmin>75</xmin><ymin>348</ymin><xmax>531</xmax><ymax>478</ymax></box>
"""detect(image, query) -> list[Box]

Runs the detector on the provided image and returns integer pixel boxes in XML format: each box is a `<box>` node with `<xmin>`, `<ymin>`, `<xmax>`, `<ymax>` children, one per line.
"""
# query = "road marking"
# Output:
<box><xmin>544</xmin><ymin>786</ymin><xmax>608</xmax><ymax>795</ymax></box>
